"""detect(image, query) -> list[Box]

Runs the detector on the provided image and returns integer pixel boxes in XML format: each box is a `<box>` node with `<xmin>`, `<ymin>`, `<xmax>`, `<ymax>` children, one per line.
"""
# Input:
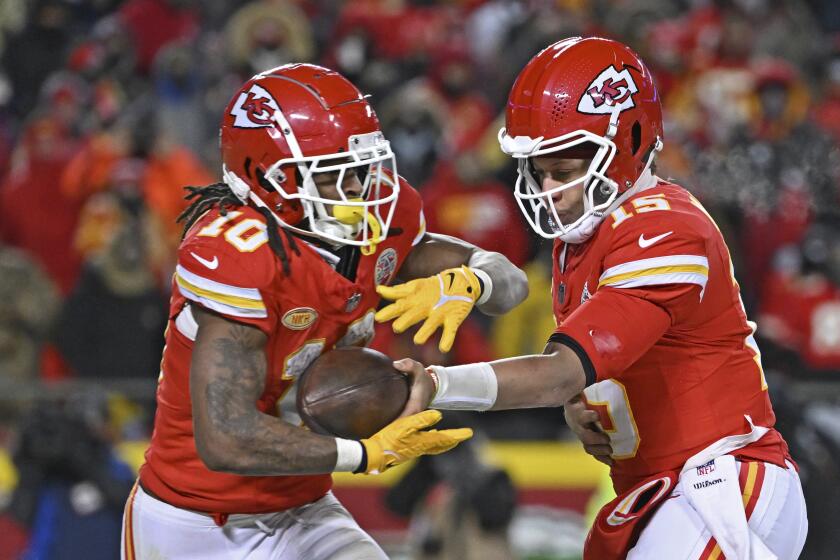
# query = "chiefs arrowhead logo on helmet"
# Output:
<box><xmin>578</xmin><ymin>66</ymin><xmax>639</xmax><ymax>115</ymax></box>
<box><xmin>230</xmin><ymin>83</ymin><xmax>280</xmax><ymax>128</ymax></box>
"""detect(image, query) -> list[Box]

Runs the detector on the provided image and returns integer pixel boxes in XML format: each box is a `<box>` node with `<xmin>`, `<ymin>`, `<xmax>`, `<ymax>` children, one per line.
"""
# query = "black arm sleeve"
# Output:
<box><xmin>547</xmin><ymin>332</ymin><xmax>597</xmax><ymax>388</ymax></box>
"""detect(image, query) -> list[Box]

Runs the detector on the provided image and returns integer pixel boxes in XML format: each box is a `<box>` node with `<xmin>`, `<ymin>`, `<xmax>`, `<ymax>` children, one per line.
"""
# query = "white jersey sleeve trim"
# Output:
<box><xmin>176</xmin><ymin>287</ymin><xmax>269</xmax><ymax>319</ymax></box>
<box><xmin>599</xmin><ymin>254</ymin><xmax>709</xmax><ymax>295</ymax></box>
<box><xmin>175</xmin><ymin>264</ymin><xmax>267</xmax><ymax>318</ymax></box>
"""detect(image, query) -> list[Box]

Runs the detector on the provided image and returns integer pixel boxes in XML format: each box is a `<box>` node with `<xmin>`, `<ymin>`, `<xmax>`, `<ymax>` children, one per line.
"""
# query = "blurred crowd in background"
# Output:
<box><xmin>1</xmin><ymin>0</ymin><xmax>840</xmax><ymax>558</ymax></box>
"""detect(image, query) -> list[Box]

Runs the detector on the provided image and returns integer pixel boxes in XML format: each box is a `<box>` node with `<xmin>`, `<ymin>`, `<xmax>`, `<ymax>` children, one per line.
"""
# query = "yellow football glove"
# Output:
<box><xmin>375</xmin><ymin>265</ymin><xmax>482</xmax><ymax>352</ymax></box>
<box><xmin>359</xmin><ymin>410</ymin><xmax>473</xmax><ymax>474</ymax></box>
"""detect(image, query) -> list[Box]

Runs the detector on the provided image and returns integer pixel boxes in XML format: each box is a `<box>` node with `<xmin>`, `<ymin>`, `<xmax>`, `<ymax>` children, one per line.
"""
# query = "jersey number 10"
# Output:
<box><xmin>197</xmin><ymin>211</ymin><xmax>269</xmax><ymax>252</ymax></box>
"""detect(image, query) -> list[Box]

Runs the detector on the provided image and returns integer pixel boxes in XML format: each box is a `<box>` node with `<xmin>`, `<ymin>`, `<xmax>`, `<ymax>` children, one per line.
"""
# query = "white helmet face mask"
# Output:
<box><xmin>499</xmin><ymin>110</ymin><xmax>661</xmax><ymax>244</ymax></box>
<box><xmin>265</xmin><ymin>129</ymin><xmax>399</xmax><ymax>250</ymax></box>
<box><xmin>226</xmin><ymin>105</ymin><xmax>400</xmax><ymax>251</ymax></box>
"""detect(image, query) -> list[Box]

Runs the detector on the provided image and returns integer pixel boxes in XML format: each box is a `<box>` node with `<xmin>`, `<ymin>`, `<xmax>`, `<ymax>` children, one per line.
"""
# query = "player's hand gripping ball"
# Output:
<box><xmin>296</xmin><ymin>347</ymin><xmax>410</xmax><ymax>439</ymax></box>
<box><xmin>375</xmin><ymin>265</ymin><xmax>482</xmax><ymax>352</ymax></box>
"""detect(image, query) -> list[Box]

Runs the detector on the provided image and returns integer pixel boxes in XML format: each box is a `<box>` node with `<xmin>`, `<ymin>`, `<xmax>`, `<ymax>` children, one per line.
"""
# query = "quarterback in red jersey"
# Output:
<box><xmin>396</xmin><ymin>38</ymin><xmax>807</xmax><ymax>559</ymax></box>
<box><xmin>121</xmin><ymin>64</ymin><xmax>527</xmax><ymax>560</ymax></box>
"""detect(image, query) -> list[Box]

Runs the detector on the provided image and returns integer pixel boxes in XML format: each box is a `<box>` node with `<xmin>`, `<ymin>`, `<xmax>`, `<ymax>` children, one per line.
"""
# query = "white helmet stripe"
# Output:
<box><xmin>271</xmin><ymin>108</ymin><xmax>312</xmax><ymax>189</ymax></box>
<box><xmin>271</xmin><ymin>108</ymin><xmax>321</xmax><ymax>224</ymax></box>
<box><xmin>272</xmin><ymin>108</ymin><xmax>304</xmax><ymax>159</ymax></box>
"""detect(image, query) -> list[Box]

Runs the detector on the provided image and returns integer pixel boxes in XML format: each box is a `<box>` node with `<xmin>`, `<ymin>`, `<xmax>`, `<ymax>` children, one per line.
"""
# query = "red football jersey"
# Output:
<box><xmin>551</xmin><ymin>179</ymin><xmax>790</xmax><ymax>494</ymax></box>
<box><xmin>760</xmin><ymin>271</ymin><xmax>840</xmax><ymax>371</ymax></box>
<box><xmin>139</xmin><ymin>180</ymin><xmax>426</xmax><ymax>515</ymax></box>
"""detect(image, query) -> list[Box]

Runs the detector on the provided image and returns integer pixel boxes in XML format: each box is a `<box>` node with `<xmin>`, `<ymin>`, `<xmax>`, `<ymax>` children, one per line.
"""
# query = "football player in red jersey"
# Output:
<box><xmin>121</xmin><ymin>64</ymin><xmax>528</xmax><ymax>560</ymax></box>
<box><xmin>396</xmin><ymin>38</ymin><xmax>808</xmax><ymax>559</ymax></box>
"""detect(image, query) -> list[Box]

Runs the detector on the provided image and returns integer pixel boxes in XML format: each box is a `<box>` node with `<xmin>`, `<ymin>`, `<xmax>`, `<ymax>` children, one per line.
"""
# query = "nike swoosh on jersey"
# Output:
<box><xmin>190</xmin><ymin>252</ymin><xmax>219</xmax><ymax>269</ymax></box>
<box><xmin>638</xmin><ymin>231</ymin><xmax>674</xmax><ymax>248</ymax></box>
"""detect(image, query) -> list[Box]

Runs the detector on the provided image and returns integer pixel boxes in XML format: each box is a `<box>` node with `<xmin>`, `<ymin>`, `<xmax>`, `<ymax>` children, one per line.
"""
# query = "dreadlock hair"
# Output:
<box><xmin>177</xmin><ymin>182</ymin><xmax>240</xmax><ymax>234</ymax></box>
<box><xmin>176</xmin><ymin>178</ymin><xmax>300</xmax><ymax>275</ymax></box>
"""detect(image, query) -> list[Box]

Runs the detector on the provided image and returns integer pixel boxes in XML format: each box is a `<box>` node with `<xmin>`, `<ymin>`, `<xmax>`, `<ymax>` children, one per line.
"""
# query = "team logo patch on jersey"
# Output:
<box><xmin>578</xmin><ymin>66</ymin><xmax>639</xmax><ymax>115</ymax></box>
<box><xmin>230</xmin><ymin>83</ymin><xmax>280</xmax><ymax>128</ymax></box>
<box><xmin>375</xmin><ymin>248</ymin><xmax>398</xmax><ymax>285</ymax></box>
<box><xmin>282</xmin><ymin>307</ymin><xmax>318</xmax><ymax>330</ymax></box>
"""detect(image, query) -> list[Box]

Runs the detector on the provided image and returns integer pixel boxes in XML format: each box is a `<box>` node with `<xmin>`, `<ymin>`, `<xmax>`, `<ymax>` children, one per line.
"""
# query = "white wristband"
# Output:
<box><xmin>334</xmin><ymin>438</ymin><xmax>364</xmax><ymax>472</ymax></box>
<box><xmin>428</xmin><ymin>362</ymin><xmax>498</xmax><ymax>411</ymax></box>
<box><xmin>471</xmin><ymin>267</ymin><xmax>493</xmax><ymax>306</ymax></box>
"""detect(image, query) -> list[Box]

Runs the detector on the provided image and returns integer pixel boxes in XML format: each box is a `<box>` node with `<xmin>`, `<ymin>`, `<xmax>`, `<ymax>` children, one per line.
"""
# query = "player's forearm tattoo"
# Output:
<box><xmin>205</xmin><ymin>325</ymin><xmax>264</xmax><ymax>437</ymax></box>
<box><xmin>200</xmin><ymin>323</ymin><xmax>337</xmax><ymax>475</ymax></box>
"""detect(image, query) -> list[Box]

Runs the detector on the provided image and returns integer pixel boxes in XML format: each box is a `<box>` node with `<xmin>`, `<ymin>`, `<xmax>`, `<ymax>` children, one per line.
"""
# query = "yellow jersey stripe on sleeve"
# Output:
<box><xmin>599</xmin><ymin>254</ymin><xmax>708</xmax><ymax>282</ymax></box>
<box><xmin>175</xmin><ymin>264</ymin><xmax>263</xmax><ymax>300</ymax></box>
<box><xmin>598</xmin><ymin>264</ymin><xmax>709</xmax><ymax>288</ymax></box>
<box><xmin>178</xmin><ymin>291</ymin><xmax>268</xmax><ymax>319</ymax></box>
<box><xmin>175</xmin><ymin>272</ymin><xmax>266</xmax><ymax>311</ymax></box>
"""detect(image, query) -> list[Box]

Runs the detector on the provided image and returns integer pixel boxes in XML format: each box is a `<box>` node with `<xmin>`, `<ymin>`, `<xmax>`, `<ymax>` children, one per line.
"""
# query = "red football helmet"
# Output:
<box><xmin>220</xmin><ymin>63</ymin><xmax>398</xmax><ymax>249</ymax></box>
<box><xmin>499</xmin><ymin>37</ymin><xmax>664</xmax><ymax>242</ymax></box>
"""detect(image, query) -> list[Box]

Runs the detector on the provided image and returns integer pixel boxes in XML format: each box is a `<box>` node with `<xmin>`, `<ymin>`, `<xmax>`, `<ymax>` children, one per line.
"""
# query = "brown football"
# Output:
<box><xmin>296</xmin><ymin>347</ymin><xmax>410</xmax><ymax>439</ymax></box>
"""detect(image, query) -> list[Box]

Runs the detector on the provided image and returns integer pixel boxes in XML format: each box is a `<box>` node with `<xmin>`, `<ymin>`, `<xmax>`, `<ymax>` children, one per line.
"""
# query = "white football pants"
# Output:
<box><xmin>628</xmin><ymin>461</ymin><xmax>807</xmax><ymax>559</ymax></box>
<box><xmin>122</xmin><ymin>485</ymin><xmax>387</xmax><ymax>560</ymax></box>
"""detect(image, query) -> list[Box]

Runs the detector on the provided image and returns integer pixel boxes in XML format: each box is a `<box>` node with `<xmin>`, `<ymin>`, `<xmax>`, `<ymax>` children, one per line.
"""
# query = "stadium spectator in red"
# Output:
<box><xmin>427</xmin><ymin>46</ymin><xmax>495</xmax><ymax>155</ymax></box>
<box><xmin>759</xmin><ymin>217</ymin><xmax>840</xmax><ymax>374</ymax></box>
<box><xmin>0</xmin><ymin>117</ymin><xmax>82</xmax><ymax>294</ymax></box>
<box><xmin>118</xmin><ymin>0</ymin><xmax>199</xmax><ymax>74</ymax></box>
<box><xmin>422</xmin><ymin>152</ymin><xmax>531</xmax><ymax>268</ymax></box>
<box><xmin>62</xmin><ymin>108</ymin><xmax>213</xmax><ymax>251</ymax></box>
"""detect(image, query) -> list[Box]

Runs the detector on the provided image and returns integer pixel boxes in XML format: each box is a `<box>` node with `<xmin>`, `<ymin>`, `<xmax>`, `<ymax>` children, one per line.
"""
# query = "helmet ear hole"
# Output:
<box><xmin>631</xmin><ymin>121</ymin><xmax>642</xmax><ymax>155</ymax></box>
<box><xmin>244</xmin><ymin>157</ymin><xmax>253</xmax><ymax>180</ymax></box>
<box><xmin>255</xmin><ymin>168</ymin><xmax>274</xmax><ymax>194</ymax></box>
